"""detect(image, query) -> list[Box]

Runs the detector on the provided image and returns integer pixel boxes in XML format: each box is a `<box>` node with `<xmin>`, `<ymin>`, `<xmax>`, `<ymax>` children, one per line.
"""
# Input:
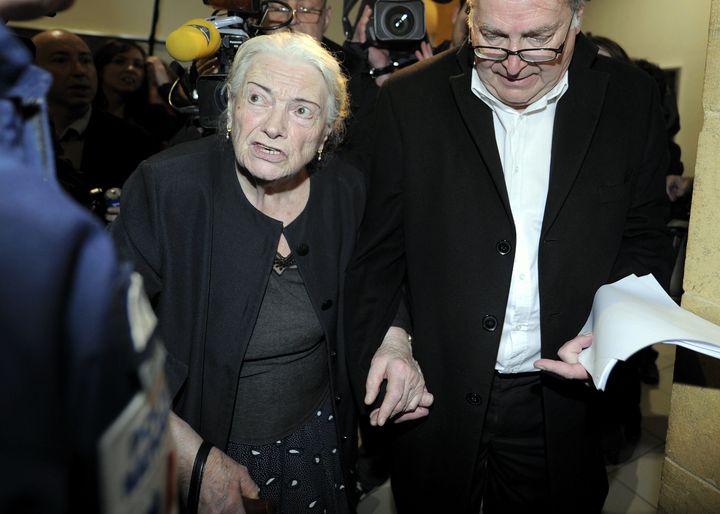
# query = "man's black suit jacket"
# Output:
<box><xmin>346</xmin><ymin>34</ymin><xmax>672</xmax><ymax>513</ymax></box>
<box><xmin>57</xmin><ymin>109</ymin><xmax>160</xmax><ymax>211</ymax></box>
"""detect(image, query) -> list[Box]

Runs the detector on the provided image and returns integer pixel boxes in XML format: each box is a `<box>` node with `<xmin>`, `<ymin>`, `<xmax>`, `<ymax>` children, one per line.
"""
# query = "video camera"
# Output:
<box><xmin>367</xmin><ymin>0</ymin><xmax>425</xmax><ymax>45</ymax></box>
<box><xmin>166</xmin><ymin>0</ymin><xmax>296</xmax><ymax>128</ymax></box>
<box><xmin>340</xmin><ymin>0</ymin><xmax>426</xmax><ymax>80</ymax></box>
<box><xmin>343</xmin><ymin>0</ymin><xmax>426</xmax><ymax>49</ymax></box>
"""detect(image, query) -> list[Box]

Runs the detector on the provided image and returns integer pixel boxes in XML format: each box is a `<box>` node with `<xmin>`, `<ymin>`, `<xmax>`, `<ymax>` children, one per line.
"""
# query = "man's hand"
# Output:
<box><xmin>104</xmin><ymin>205</ymin><xmax>120</xmax><ymax>224</ymax></box>
<box><xmin>351</xmin><ymin>5</ymin><xmax>393</xmax><ymax>85</ymax></box>
<box><xmin>194</xmin><ymin>55</ymin><xmax>220</xmax><ymax>76</ymax></box>
<box><xmin>414</xmin><ymin>41</ymin><xmax>434</xmax><ymax>62</ymax></box>
<box><xmin>666</xmin><ymin>174</ymin><xmax>693</xmax><ymax>202</ymax></box>
<box><xmin>534</xmin><ymin>333</ymin><xmax>593</xmax><ymax>380</ymax></box>
<box><xmin>365</xmin><ymin>327</ymin><xmax>434</xmax><ymax>426</ymax></box>
<box><xmin>146</xmin><ymin>55</ymin><xmax>171</xmax><ymax>87</ymax></box>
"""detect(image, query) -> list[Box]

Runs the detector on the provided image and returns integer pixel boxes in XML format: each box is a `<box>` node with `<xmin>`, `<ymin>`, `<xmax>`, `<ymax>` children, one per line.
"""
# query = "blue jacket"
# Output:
<box><xmin>0</xmin><ymin>23</ymin><xmax>55</xmax><ymax>183</ymax></box>
<box><xmin>0</xmin><ymin>24</ymin><xmax>171</xmax><ymax>514</ymax></box>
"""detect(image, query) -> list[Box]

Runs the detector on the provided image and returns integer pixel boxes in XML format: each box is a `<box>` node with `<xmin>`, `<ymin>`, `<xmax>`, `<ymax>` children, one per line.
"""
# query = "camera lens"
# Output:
<box><xmin>384</xmin><ymin>6</ymin><xmax>415</xmax><ymax>38</ymax></box>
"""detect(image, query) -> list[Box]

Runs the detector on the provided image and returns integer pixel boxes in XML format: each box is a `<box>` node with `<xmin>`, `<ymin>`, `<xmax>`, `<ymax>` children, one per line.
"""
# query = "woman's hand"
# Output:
<box><xmin>170</xmin><ymin>412</ymin><xmax>260</xmax><ymax>514</ymax></box>
<box><xmin>534</xmin><ymin>333</ymin><xmax>593</xmax><ymax>380</ymax></box>
<box><xmin>200</xmin><ymin>448</ymin><xmax>260</xmax><ymax>514</ymax></box>
<box><xmin>365</xmin><ymin>327</ymin><xmax>434</xmax><ymax>426</ymax></box>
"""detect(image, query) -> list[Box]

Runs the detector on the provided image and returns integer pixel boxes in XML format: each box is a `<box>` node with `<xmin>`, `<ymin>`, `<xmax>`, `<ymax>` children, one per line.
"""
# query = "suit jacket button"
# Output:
<box><xmin>321</xmin><ymin>299</ymin><xmax>333</xmax><ymax>310</ymax></box>
<box><xmin>482</xmin><ymin>315</ymin><xmax>498</xmax><ymax>332</ymax></box>
<box><xmin>335</xmin><ymin>394</ymin><xmax>342</xmax><ymax>403</ymax></box>
<box><xmin>496</xmin><ymin>240</ymin><xmax>512</xmax><ymax>255</ymax></box>
<box><xmin>465</xmin><ymin>393</ymin><xmax>482</xmax><ymax>405</ymax></box>
<box><xmin>296</xmin><ymin>243</ymin><xmax>309</xmax><ymax>256</ymax></box>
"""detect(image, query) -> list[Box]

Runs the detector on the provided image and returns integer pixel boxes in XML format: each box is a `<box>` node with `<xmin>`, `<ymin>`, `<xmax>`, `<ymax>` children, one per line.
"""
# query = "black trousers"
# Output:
<box><xmin>471</xmin><ymin>372</ymin><xmax>550</xmax><ymax>514</ymax></box>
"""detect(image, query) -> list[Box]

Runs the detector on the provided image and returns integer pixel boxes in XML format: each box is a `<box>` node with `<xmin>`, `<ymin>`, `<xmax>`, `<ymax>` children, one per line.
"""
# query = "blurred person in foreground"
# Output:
<box><xmin>346</xmin><ymin>0</ymin><xmax>673</xmax><ymax>512</ymax></box>
<box><xmin>111</xmin><ymin>31</ymin><xmax>431</xmax><ymax>514</ymax></box>
<box><xmin>0</xmin><ymin>1</ymin><xmax>175</xmax><ymax>513</ymax></box>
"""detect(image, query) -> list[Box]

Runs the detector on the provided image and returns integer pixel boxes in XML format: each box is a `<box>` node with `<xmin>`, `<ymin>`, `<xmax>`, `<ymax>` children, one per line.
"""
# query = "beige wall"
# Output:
<box><xmin>657</xmin><ymin>0</ymin><xmax>720</xmax><ymax>509</ymax></box>
<box><xmin>9</xmin><ymin>0</ymin><xmax>217</xmax><ymax>39</ymax></box>
<box><xmin>580</xmin><ymin>0</ymin><xmax>711</xmax><ymax>177</ymax></box>
<box><xmin>10</xmin><ymin>0</ymin><xmax>711</xmax><ymax>176</ymax></box>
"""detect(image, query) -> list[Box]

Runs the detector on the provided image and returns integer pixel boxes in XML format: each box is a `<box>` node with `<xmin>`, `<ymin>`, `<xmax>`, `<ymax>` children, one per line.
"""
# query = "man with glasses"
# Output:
<box><xmin>346</xmin><ymin>0</ymin><xmax>672</xmax><ymax>512</ymax></box>
<box><xmin>264</xmin><ymin>0</ymin><xmax>331</xmax><ymax>42</ymax></box>
<box><xmin>263</xmin><ymin>0</ymin><xmax>377</xmax><ymax>144</ymax></box>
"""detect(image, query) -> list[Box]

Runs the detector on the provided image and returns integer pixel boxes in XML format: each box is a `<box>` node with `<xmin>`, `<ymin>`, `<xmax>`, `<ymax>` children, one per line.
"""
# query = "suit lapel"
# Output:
<box><xmin>450</xmin><ymin>46</ymin><xmax>512</xmax><ymax>219</ymax></box>
<box><xmin>542</xmin><ymin>35</ymin><xmax>608</xmax><ymax>236</ymax></box>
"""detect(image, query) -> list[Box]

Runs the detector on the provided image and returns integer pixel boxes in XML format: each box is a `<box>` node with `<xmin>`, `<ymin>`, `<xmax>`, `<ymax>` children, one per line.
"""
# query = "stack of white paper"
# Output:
<box><xmin>577</xmin><ymin>274</ymin><xmax>720</xmax><ymax>390</ymax></box>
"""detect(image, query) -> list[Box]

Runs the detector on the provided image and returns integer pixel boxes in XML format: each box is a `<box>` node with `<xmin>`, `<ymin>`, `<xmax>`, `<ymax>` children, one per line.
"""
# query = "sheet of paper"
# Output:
<box><xmin>577</xmin><ymin>274</ymin><xmax>720</xmax><ymax>390</ymax></box>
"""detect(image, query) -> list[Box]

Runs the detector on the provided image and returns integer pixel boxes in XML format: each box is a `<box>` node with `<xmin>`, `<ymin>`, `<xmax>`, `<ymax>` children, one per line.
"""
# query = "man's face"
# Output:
<box><xmin>34</xmin><ymin>30</ymin><xmax>97</xmax><ymax>112</ymax></box>
<box><xmin>0</xmin><ymin>0</ymin><xmax>74</xmax><ymax>20</ymax></box>
<box><xmin>469</xmin><ymin>0</ymin><xmax>582</xmax><ymax>110</ymax></box>
<box><xmin>286</xmin><ymin>0</ymin><xmax>331</xmax><ymax>42</ymax></box>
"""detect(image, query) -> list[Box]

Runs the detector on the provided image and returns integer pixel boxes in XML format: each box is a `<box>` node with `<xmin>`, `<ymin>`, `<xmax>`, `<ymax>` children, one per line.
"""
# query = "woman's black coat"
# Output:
<box><xmin>111</xmin><ymin>136</ymin><xmax>366</xmax><ymax>495</ymax></box>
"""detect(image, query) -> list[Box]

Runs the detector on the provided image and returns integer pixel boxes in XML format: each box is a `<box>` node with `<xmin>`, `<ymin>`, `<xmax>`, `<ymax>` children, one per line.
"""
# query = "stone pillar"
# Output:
<box><xmin>657</xmin><ymin>1</ymin><xmax>720</xmax><ymax>511</ymax></box>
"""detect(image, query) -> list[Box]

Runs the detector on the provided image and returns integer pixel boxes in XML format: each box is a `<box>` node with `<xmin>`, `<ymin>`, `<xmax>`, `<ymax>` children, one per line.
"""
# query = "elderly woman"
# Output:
<box><xmin>111</xmin><ymin>32</ymin><xmax>431</xmax><ymax>514</ymax></box>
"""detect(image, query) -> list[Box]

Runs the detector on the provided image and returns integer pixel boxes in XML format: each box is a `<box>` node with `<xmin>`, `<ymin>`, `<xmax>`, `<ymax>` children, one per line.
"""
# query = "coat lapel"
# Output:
<box><xmin>542</xmin><ymin>35</ymin><xmax>608</xmax><ymax>236</ymax></box>
<box><xmin>450</xmin><ymin>45</ymin><xmax>513</xmax><ymax>219</ymax></box>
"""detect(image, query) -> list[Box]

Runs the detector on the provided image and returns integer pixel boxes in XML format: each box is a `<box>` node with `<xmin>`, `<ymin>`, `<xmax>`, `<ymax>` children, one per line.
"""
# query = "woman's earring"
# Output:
<box><xmin>226</xmin><ymin>125</ymin><xmax>232</xmax><ymax>141</ymax></box>
<box><xmin>317</xmin><ymin>146</ymin><xmax>323</xmax><ymax>161</ymax></box>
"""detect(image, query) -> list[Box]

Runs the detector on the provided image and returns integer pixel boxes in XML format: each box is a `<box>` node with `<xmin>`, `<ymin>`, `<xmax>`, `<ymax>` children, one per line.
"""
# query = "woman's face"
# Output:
<box><xmin>229</xmin><ymin>53</ymin><xmax>331</xmax><ymax>183</ymax></box>
<box><xmin>102</xmin><ymin>47</ymin><xmax>146</xmax><ymax>94</ymax></box>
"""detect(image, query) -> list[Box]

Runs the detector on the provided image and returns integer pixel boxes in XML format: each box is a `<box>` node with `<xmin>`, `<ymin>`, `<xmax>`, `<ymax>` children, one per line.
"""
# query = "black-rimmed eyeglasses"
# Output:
<box><xmin>262</xmin><ymin>1</ymin><xmax>325</xmax><ymax>26</ymax></box>
<box><xmin>472</xmin><ymin>9</ymin><xmax>576</xmax><ymax>63</ymax></box>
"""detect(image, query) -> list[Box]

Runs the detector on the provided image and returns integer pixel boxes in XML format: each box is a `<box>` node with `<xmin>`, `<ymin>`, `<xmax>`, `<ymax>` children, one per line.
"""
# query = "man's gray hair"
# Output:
<box><xmin>223</xmin><ymin>32</ymin><xmax>349</xmax><ymax>149</ymax></box>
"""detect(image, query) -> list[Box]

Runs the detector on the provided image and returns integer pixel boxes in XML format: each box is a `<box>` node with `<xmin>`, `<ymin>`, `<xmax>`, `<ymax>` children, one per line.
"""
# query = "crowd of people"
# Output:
<box><xmin>2</xmin><ymin>0</ymin><xmax>692</xmax><ymax>513</ymax></box>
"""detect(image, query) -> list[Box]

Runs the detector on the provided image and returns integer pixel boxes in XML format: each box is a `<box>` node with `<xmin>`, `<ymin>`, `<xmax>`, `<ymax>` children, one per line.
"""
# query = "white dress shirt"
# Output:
<box><xmin>58</xmin><ymin>106</ymin><xmax>92</xmax><ymax>171</ymax></box>
<box><xmin>471</xmin><ymin>69</ymin><xmax>569</xmax><ymax>373</ymax></box>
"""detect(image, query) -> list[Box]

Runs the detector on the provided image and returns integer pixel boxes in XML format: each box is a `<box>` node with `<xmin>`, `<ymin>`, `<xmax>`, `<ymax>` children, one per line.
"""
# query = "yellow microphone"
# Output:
<box><xmin>166</xmin><ymin>18</ymin><xmax>221</xmax><ymax>62</ymax></box>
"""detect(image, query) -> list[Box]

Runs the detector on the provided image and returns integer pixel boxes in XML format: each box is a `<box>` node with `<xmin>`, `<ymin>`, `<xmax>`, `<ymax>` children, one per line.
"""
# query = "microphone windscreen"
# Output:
<box><xmin>166</xmin><ymin>18</ymin><xmax>221</xmax><ymax>62</ymax></box>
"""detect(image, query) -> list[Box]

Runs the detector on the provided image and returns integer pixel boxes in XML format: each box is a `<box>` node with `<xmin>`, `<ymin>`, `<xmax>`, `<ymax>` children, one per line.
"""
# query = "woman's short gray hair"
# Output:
<box><xmin>223</xmin><ymin>31</ymin><xmax>349</xmax><ymax>150</ymax></box>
